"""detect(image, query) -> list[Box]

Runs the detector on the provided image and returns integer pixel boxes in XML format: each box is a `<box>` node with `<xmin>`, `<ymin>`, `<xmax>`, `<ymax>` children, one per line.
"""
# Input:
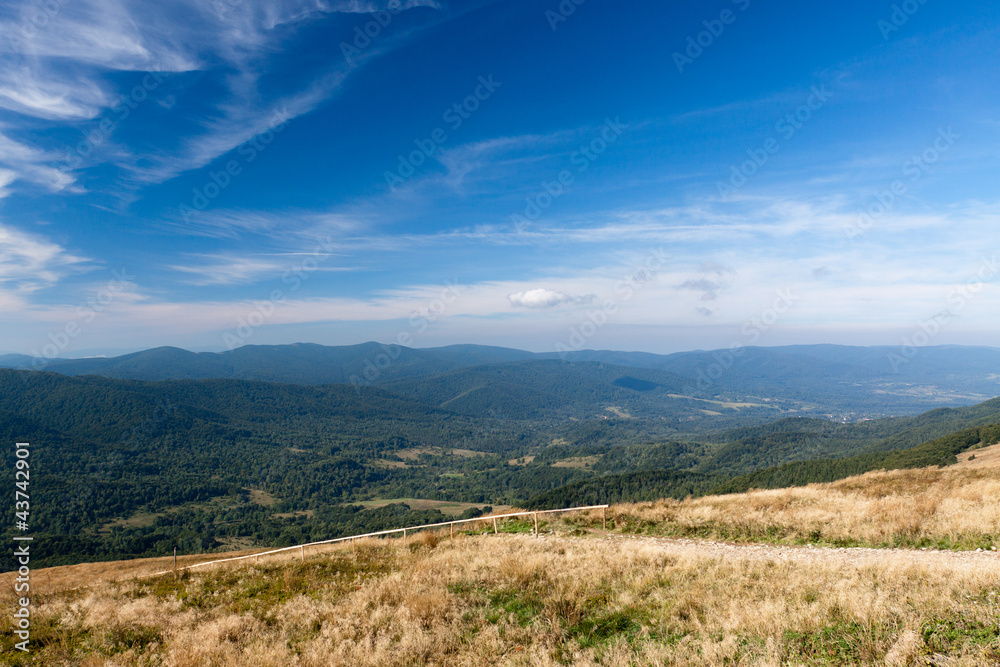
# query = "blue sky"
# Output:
<box><xmin>1</xmin><ymin>0</ymin><xmax>998</xmax><ymax>356</ymax></box>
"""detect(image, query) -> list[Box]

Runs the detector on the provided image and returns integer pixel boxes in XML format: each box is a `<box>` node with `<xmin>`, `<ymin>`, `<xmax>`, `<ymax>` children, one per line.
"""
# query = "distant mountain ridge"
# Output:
<box><xmin>4</xmin><ymin>342</ymin><xmax>1000</xmax><ymax>418</ymax></box>
<box><xmin>4</xmin><ymin>343</ymin><xmax>537</xmax><ymax>385</ymax></box>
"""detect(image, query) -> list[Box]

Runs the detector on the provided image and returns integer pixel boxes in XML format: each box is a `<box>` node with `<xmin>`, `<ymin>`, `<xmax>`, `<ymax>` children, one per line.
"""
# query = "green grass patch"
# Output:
<box><xmin>102</xmin><ymin>624</ymin><xmax>162</xmax><ymax>656</ymax></box>
<box><xmin>567</xmin><ymin>610</ymin><xmax>642</xmax><ymax>648</ymax></box>
<box><xmin>487</xmin><ymin>589</ymin><xmax>544</xmax><ymax>627</ymax></box>
<box><xmin>498</xmin><ymin>519</ymin><xmax>536</xmax><ymax>535</ymax></box>
<box><xmin>922</xmin><ymin>617</ymin><xmax>1000</xmax><ymax>654</ymax></box>
<box><xmin>783</xmin><ymin>621</ymin><xmax>895</xmax><ymax>665</ymax></box>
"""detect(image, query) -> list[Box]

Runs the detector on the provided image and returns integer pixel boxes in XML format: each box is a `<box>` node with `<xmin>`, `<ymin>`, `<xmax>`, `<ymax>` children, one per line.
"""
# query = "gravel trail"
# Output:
<box><xmin>544</xmin><ymin>532</ymin><xmax>1000</xmax><ymax>569</ymax></box>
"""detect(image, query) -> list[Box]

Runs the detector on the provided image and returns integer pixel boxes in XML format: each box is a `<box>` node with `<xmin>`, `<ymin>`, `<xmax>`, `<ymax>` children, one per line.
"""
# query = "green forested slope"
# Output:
<box><xmin>527</xmin><ymin>424</ymin><xmax>1000</xmax><ymax>509</ymax></box>
<box><xmin>3</xmin><ymin>366</ymin><xmax>1000</xmax><ymax>568</ymax></box>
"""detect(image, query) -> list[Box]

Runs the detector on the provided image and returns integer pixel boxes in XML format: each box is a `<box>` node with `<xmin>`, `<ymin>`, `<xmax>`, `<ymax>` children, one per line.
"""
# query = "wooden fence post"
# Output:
<box><xmin>450</xmin><ymin>524</ymin><xmax>454</xmax><ymax>540</ymax></box>
<box><xmin>173</xmin><ymin>547</ymin><xmax>177</xmax><ymax>577</ymax></box>
<box><xmin>534</xmin><ymin>512</ymin><xmax>538</xmax><ymax>536</ymax></box>
<box><xmin>493</xmin><ymin>517</ymin><xmax>498</xmax><ymax>534</ymax></box>
<box><xmin>300</xmin><ymin>545</ymin><xmax>305</xmax><ymax>562</ymax></box>
<box><xmin>403</xmin><ymin>528</ymin><xmax>407</xmax><ymax>539</ymax></box>
<box><xmin>603</xmin><ymin>506</ymin><xmax>607</xmax><ymax>530</ymax></box>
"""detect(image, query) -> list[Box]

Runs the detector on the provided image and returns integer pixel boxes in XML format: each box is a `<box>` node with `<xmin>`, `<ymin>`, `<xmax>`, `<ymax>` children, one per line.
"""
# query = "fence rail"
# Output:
<box><xmin>152</xmin><ymin>505</ymin><xmax>609</xmax><ymax>577</ymax></box>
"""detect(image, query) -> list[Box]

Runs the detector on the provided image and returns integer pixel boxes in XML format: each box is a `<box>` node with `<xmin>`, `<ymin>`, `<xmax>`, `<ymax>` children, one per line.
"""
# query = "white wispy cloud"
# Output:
<box><xmin>0</xmin><ymin>0</ymin><xmax>453</xmax><ymax>196</ymax></box>
<box><xmin>162</xmin><ymin>209</ymin><xmax>363</xmax><ymax>240</ymax></box>
<box><xmin>169</xmin><ymin>255</ymin><xmax>289</xmax><ymax>286</ymax></box>
<box><xmin>0</xmin><ymin>169</ymin><xmax>16</xmax><ymax>199</ymax></box>
<box><xmin>676</xmin><ymin>278</ymin><xmax>723</xmax><ymax>301</ymax></box>
<box><xmin>0</xmin><ymin>67</ymin><xmax>112</xmax><ymax>121</ymax></box>
<box><xmin>169</xmin><ymin>250</ymin><xmax>355</xmax><ymax>285</ymax></box>
<box><xmin>175</xmin><ymin>194</ymin><xmax>1000</xmax><ymax>264</ymax></box>
<box><xmin>0</xmin><ymin>126</ymin><xmax>78</xmax><ymax>191</ymax></box>
<box><xmin>434</xmin><ymin>132</ymin><xmax>571</xmax><ymax>192</ymax></box>
<box><xmin>0</xmin><ymin>221</ymin><xmax>90</xmax><ymax>290</ymax></box>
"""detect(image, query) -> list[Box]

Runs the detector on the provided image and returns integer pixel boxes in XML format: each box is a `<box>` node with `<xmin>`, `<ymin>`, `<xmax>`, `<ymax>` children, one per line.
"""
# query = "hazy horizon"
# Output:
<box><xmin>7</xmin><ymin>339</ymin><xmax>1000</xmax><ymax>362</ymax></box>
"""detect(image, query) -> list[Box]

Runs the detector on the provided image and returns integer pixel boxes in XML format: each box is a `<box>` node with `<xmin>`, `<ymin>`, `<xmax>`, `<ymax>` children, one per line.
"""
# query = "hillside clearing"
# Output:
<box><xmin>353</xmin><ymin>498</ymin><xmax>505</xmax><ymax>516</ymax></box>
<box><xmin>394</xmin><ymin>447</ymin><xmax>491</xmax><ymax>460</ymax></box>
<box><xmin>550</xmin><ymin>456</ymin><xmax>599</xmax><ymax>469</ymax></box>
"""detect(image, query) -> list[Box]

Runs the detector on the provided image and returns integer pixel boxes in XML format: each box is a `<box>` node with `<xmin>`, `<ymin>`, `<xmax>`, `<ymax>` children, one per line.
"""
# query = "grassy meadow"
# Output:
<box><xmin>3</xmin><ymin>445</ymin><xmax>1000</xmax><ymax>665</ymax></box>
<box><xmin>594</xmin><ymin>444</ymin><xmax>1000</xmax><ymax>551</ymax></box>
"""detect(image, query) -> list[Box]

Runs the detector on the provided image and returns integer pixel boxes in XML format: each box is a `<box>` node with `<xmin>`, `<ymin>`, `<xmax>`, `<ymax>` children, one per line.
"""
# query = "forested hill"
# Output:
<box><xmin>6</xmin><ymin>342</ymin><xmax>1000</xmax><ymax>418</ymax></box>
<box><xmin>3</xmin><ymin>368</ymin><xmax>723</xmax><ymax>567</ymax></box>
<box><xmin>380</xmin><ymin>360</ymin><xmax>693</xmax><ymax>419</ymax></box>
<box><xmin>0</xmin><ymin>367</ymin><xmax>453</xmax><ymax>440</ymax></box>
<box><xmin>0</xmin><ymin>369</ymin><xmax>527</xmax><ymax>568</ymax></box>
<box><xmin>697</xmin><ymin>397</ymin><xmax>1000</xmax><ymax>476</ymax></box>
<box><xmin>3</xmin><ymin>365</ymin><xmax>1000</xmax><ymax>569</ymax></box>
<box><xmin>526</xmin><ymin>424</ymin><xmax>1000</xmax><ymax>509</ymax></box>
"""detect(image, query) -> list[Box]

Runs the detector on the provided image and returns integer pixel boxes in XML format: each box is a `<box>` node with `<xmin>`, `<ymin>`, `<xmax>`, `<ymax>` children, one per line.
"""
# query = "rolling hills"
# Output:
<box><xmin>7</xmin><ymin>342</ymin><xmax>1000</xmax><ymax>419</ymax></box>
<box><xmin>4</xmin><ymin>362</ymin><xmax>1000</xmax><ymax>569</ymax></box>
<box><xmin>4</xmin><ymin>342</ymin><xmax>540</xmax><ymax>386</ymax></box>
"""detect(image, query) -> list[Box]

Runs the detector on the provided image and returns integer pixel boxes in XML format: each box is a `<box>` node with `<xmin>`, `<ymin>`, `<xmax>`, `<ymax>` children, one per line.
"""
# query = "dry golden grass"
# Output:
<box><xmin>4</xmin><ymin>447</ymin><xmax>1000</xmax><ymax>664</ymax></box>
<box><xmin>0</xmin><ymin>547</ymin><xmax>279</xmax><ymax>597</ymax></box>
<box><xmin>2</xmin><ymin>531</ymin><xmax>999</xmax><ymax>665</ymax></box>
<box><xmin>602</xmin><ymin>442</ymin><xmax>1000</xmax><ymax>550</ymax></box>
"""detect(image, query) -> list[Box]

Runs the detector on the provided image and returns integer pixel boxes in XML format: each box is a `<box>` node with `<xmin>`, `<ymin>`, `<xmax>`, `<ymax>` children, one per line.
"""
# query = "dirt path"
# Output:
<box><xmin>547</xmin><ymin>532</ymin><xmax>1000</xmax><ymax>570</ymax></box>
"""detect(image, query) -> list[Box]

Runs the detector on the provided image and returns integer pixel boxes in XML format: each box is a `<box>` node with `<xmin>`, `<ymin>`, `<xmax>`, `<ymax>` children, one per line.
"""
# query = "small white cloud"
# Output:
<box><xmin>507</xmin><ymin>288</ymin><xmax>595</xmax><ymax>309</ymax></box>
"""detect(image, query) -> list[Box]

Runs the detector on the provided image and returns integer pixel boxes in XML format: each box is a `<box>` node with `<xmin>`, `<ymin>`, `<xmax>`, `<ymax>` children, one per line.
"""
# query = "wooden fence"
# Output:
<box><xmin>153</xmin><ymin>505</ymin><xmax>609</xmax><ymax>577</ymax></box>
